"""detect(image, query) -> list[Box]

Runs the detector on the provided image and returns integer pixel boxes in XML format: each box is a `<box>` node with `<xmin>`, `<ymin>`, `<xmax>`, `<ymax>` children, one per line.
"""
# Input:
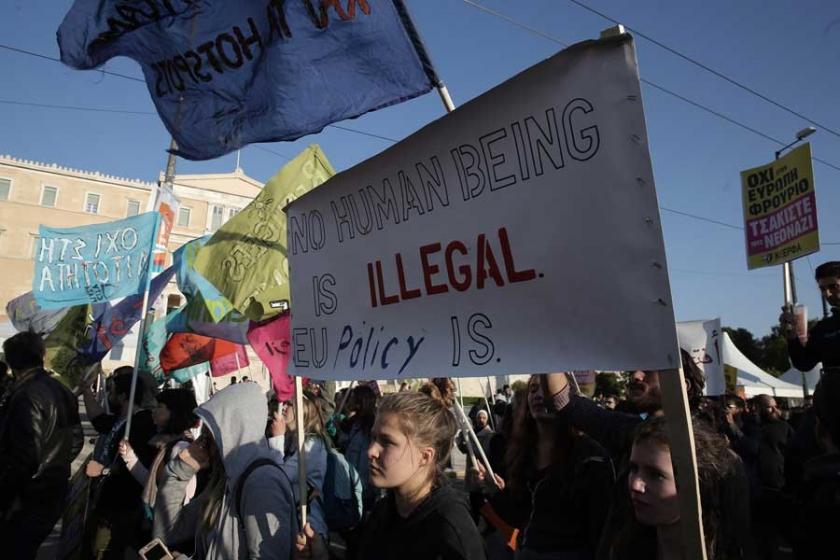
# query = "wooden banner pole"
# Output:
<box><xmin>294</xmin><ymin>376</ymin><xmax>308</xmax><ymax>528</ymax></box>
<box><xmin>453</xmin><ymin>399</ymin><xmax>497</xmax><ymax>486</ymax></box>
<box><xmin>481</xmin><ymin>389</ymin><xmax>495</xmax><ymax>431</ymax></box>
<box><xmin>659</xmin><ymin>366</ymin><xmax>707</xmax><ymax>560</ymax></box>
<box><xmin>124</xmin><ymin>214</ymin><xmax>161</xmax><ymax>441</ymax></box>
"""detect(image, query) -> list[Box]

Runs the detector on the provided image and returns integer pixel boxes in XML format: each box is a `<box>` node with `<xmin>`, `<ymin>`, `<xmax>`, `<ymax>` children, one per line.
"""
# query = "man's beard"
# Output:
<box><xmin>628</xmin><ymin>383</ymin><xmax>662</xmax><ymax>414</ymax></box>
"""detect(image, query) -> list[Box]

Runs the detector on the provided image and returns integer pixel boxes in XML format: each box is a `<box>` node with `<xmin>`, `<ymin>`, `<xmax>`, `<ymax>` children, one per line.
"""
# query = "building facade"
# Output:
<box><xmin>0</xmin><ymin>154</ymin><xmax>266</xmax><ymax>380</ymax></box>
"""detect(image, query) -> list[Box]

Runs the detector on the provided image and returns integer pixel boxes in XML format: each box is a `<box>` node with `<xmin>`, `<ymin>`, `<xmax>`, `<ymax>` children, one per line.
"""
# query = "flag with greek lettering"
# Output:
<box><xmin>33</xmin><ymin>212</ymin><xmax>159</xmax><ymax>309</ymax></box>
<box><xmin>57</xmin><ymin>0</ymin><xmax>440</xmax><ymax>160</ymax></box>
<box><xmin>193</xmin><ymin>145</ymin><xmax>334</xmax><ymax>320</ymax></box>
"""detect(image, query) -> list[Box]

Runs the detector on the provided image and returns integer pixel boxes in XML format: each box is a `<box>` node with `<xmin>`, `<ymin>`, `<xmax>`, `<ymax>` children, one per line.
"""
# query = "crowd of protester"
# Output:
<box><xmin>0</xmin><ymin>260</ymin><xmax>838</xmax><ymax>559</ymax></box>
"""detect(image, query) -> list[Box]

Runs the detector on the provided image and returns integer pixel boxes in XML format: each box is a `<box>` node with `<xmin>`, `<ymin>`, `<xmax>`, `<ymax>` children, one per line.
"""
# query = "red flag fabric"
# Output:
<box><xmin>160</xmin><ymin>332</ymin><xmax>244</xmax><ymax>373</ymax></box>
<box><xmin>209</xmin><ymin>344</ymin><xmax>250</xmax><ymax>377</ymax></box>
<box><xmin>247</xmin><ymin>313</ymin><xmax>294</xmax><ymax>401</ymax></box>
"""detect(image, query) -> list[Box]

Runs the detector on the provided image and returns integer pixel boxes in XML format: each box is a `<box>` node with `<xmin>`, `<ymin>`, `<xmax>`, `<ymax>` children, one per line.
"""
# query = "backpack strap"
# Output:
<box><xmin>234</xmin><ymin>457</ymin><xmax>298</xmax><ymax>546</ymax></box>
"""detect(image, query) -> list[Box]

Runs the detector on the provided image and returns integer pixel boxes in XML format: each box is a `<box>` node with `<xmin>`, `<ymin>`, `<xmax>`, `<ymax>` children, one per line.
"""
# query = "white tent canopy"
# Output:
<box><xmin>721</xmin><ymin>332</ymin><xmax>804</xmax><ymax>398</ymax></box>
<box><xmin>780</xmin><ymin>364</ymin><xmax>822</xmax><ymax>394</ymax></box>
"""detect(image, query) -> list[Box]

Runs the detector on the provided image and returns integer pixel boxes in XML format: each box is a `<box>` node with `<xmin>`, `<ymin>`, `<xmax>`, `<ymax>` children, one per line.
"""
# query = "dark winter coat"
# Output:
<box><xmin>519</xmin><ymin>435</ymin><xmax>614</xmax><ymax>557</ymax></box>
<box><xmin>790</xmin><ymin>452</ymin><xmax>840</xmax><ymax>559</ymax></box>
<box><xmin>357</xmin><ymin>482</ymin><xmax>486</xmax><ymax>560</ymax></box>
<box><xmin>758</xmin><ymin>418</ymin><xmax>795</xmax><ymax>490</ymax></box>
<box><xmin>0</xmin><ymin>369</ymin><xmax>83</xmax><ymax>514</ymax></box>
<box><xmin>787</xmin><ymin>309</ymin><xmax>840</xmax><ymax>372</ymax></box>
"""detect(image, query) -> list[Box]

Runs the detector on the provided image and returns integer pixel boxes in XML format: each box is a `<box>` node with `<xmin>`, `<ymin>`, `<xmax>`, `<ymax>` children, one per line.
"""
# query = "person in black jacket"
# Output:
<box><xmin>545</xmin><ymin>367</ymin><xmax>756</xmax><ymax>559</ymax></box>
<box><xmin>82</xmin><ymin>367</ymin><xmax>158</xmax><ymax>559</ymax></box>
<box><xmin>779</xmin><ymin>260</ymin><xmax>840</xmax><ymax>373</ymax></box>
<box><xmin>779</xmin><ymin>262</ymin><xmax>840</xmax><ymax>494</ymax></box>
<box><xmin>750</xmin><ymin>394</ymin><xmax>795</xmax><ymax>558</ymax></box>
<box><xmin>296</xmin><ymin>384</ymin><xmax>486</xmax><ymax>560</ymax></box>
<box><xmin>456</xmin><ymin>409</ymin><xmax>495</xmax><ymax>522</ymax></box>
<box><xmin>0</xmin><ymin>360</ymin><xmax>10</xmax><ymax>401</ymax></box>
<box><xmin>0</xmin><ymin>331</ymin><xmax>83</xmax><ymax>559</ymax></box>
<box><xmin>602</xmin><ymin>417</ymin><xmax>752</xmax><ymax>560</ymax></box>
<box><xmin>754</xmin><ymin>395</ymin><xmax>794</xmax><ymax>491</ymax></box>
<box><xmin>479</xmin><ymin>375</ymin><xmax>614</xmax><ymax>559</ymax></box>
<box><xmin>790</xmin><ymin>371</ymin><xmax>840</xmax><ymax>558</ymax></box>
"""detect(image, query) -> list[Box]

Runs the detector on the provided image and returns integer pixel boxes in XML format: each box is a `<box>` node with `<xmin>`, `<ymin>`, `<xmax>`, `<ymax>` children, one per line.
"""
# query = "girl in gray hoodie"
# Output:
<box><xmin>155</xmin><ymin>383</ymin><xmax>296</xmax><ymax>559</ymax></box>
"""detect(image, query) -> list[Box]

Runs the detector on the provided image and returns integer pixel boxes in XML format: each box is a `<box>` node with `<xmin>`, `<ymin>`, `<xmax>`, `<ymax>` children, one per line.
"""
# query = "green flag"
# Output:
<box><xmin>44</xmin><ymin>304</ymin><xmax>96</xmax><ymax>389</ymax></box>
<box><xmin>194</xmin><ymin>145</ymin><xmax>335</xmax><ymax>321</ymax></box>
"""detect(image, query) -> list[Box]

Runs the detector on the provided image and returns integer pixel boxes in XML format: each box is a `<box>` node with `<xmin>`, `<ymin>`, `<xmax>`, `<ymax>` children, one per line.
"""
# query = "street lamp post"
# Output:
<box><xmin>776</xmin><ymin>127</ymin><xmax>816</xmax><ymax>310</ymax></box>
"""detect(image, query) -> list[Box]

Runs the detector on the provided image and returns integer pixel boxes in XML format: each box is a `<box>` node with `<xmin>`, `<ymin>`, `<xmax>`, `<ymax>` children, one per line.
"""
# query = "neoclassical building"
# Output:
<box><xmin>0</xmin><ymin>154</ymin><xmax>265</xmax><ymax>378</ymax></box>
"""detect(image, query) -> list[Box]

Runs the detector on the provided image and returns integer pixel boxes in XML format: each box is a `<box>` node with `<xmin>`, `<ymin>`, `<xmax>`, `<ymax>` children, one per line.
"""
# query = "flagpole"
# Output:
<box><xmin>126</xmin><ymin>139</ymin><xmax>175</xmax><ymax>440</ymax></box>
<box><xmin>481</xmin><ymin>387</ymin><xmax>495</xmax><ymax>431</ymax></box>
<box><xmin>437</xmin><ymin>85</ymin><xmax>456</xmax><ymax>113</ymax></box>
<box><xmin>568</xmin><ymin>371</ymin><xmax>583</xmax><ymax>396</ymax></box>
<box><xmin>294</xmin><ymin>376</ymin><xmax>308</xmax><ymax>528</ymax></box>
<box><xmin>453</xmin><ymin>399</ymin><xmax>498</xmax><ymax>488</ymax></box>
<box><xmin>124</xmin><ymin>213</ymin><xmax>162</xmax><ymax>441</ymax></box>
<box><xmin>165</xmin><ymin>139</ymin><xmax>178</xmax><ymax>186</ymax></box>
<box><xmin>245</xmin><ymin>352</ymin><xmax>255</xmax><ymax>379</ymax></box>
<box><xmin>234</xmin><ymin>349</ymin><xmax>242</xmax><ymax>375</ymax></box>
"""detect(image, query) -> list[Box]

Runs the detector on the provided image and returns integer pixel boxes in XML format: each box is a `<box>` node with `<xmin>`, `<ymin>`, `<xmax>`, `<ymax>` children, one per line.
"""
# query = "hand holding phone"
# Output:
<box><xmin>139</xmin><ymin>538</ymin><xmax>173</xmax><ymax>560</ymax></box>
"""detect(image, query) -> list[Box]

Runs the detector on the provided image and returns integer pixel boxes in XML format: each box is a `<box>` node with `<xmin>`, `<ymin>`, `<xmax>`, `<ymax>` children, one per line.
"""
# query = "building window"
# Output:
<box><xmin>228</xmin><ymin>208</ymin><xmax>239</xmax><ymax>220</ymax></box>
<box><xmin>177</xmin><ymin>207</ymin><xmax>191</xmax><ymax>227</ymax></box>
<box><xmin>41</xmin><ymin>185</ymin><xmax>58</xmax><ymax>208</ymax></box>
<box><xmin>210</xmin><ymin>205</ymin><xmax>224</xmax><ymax>231</ymax></box>
<box><xmin>0</xmin><ymin>178</ymin><xmax>10</xmax><ymax>201</ymax></box>
<box><xmin>85</xmin><ymin>193</ymin><xmax>101</xmax><ymax>214</ymax></box>
<box><xmin>126</xmin><ymin>199</ymin><xmax>141</xmax><ymax>216</ymax></box>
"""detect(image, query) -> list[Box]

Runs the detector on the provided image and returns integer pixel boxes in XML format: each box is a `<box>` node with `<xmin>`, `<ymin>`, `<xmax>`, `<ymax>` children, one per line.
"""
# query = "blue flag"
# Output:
<box><xmin>33</xmin><ymin>212</ymin><xmax>159</xmax><ymax>309</ymax></box>
<box><xmin>166</xmin><ymin>305</ymin><xmax>250</xmax><ymax>344</ymax></box>
<box><xmin>169</xmin><ymin>237</ymin><xmax>249</xmax><ymax>343</ymax></box>
<box><xmin>6</xmin><ymin>291</ymin><xmax>71</xmax><ymax>336</ymax></box>
<box><xmin>137</xmin><ymin>317</ymin><xmax>168</xmax><ymax>381</ymax></box>
<box><xmin>174</xmin><ymin>236</ymin><xmax>236</xmax><ymax>321</ymax></box>
<box><xmin>79</xmin><ymin>265</ymin><xmax>176</xmax><ymax>362</ymax></box>
<box><xmin>170</xmin><ymin>362</ymin><xmax>210</xmax><ymax>384</ymax></box>
<box><xmin>58</xmin><ymin>0</ymin><xmax>439</xmax><ymax>160</ymax></box>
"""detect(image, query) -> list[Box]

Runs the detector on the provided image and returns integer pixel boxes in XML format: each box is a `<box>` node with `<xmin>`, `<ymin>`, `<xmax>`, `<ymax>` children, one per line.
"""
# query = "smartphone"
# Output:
<box><xmin>139</xmin><ymin>538</ymin><xmax>174</xmax><ymax>560</ymax></box>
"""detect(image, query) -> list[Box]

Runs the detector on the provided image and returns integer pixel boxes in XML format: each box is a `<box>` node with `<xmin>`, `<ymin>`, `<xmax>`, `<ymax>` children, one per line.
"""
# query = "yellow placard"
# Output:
<box><xmin>740</xmin><ymin>143</ymin><xmax>819</xmax><ymax>269</ymax></box>
<box><xmin>723</xmin><ymin>364</ymin><xmax>738</xmax><ymax>394</ymax></box>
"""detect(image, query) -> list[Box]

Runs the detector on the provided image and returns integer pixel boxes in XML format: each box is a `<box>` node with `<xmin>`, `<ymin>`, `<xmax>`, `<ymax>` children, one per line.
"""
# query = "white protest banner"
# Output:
<box><xmin>677</xmin><ymin>319</ymin><xmax>724</xmax><ymax>396</ymax></box>
<box><xmin>286</xmin><ymin>35</ymin><xmax>678</xmax><ymax>380</ymax></box>
<box><xmin>33</xmin><ymin>212</ymin><xmax>160</xmax><ymax>310</ymax></box>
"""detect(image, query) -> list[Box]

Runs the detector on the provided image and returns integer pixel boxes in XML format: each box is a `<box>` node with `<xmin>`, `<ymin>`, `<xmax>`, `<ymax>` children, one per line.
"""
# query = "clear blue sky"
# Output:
<box><xmin>1</xmin><ymin>0</ymin><xmax>838</xmax><ymax>338</ymax></box>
